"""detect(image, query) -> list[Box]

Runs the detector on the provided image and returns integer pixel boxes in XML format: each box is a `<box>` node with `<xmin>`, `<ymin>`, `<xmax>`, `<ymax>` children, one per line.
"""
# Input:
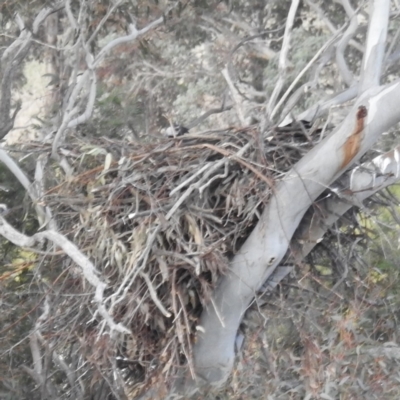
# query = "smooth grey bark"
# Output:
<box><xmin>360</xmin><ymin>0</ymin><xmax>390</xmax><ymax>92</ymax></box>
<box><xmin>193</xmin><ymin>79</ymin><xmax>400</xmax><ymax>385</ymax></box>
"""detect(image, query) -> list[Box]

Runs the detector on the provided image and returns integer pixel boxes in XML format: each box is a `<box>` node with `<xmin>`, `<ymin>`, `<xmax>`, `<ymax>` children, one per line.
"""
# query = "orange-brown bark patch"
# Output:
<box><xmin>341</xmin><ymin>105</ymin><xmax>367</xmax><ymax>169</ymax></box>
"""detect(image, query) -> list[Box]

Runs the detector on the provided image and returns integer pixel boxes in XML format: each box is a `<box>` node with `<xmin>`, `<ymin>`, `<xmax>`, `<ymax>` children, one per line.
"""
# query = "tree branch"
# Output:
<box><xmin>267</xmin><ymin>0</ymin><xmax>301</xmax><ymax>118</ymax></box>
<box><xmin>335</xmin><ymin>0</ymin><xmax>359</xmax><ymax>87</ymax></box>
<box><xmin>360</xmin><ymin>0</ymin><xmax>390</xmax><ymax>92</ymax></box>
<box><xmin>0</xmin><ymin>217</ymin><xmax>130</xmax><ymax>334</ymax></box>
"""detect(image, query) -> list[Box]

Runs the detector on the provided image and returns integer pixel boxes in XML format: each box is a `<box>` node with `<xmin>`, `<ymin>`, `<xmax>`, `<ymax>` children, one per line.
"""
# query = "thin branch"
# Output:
<box><xmin>0</xmin><ymin>5</ymin><xmax>61</xmax><ymax>138</ymax></box>
<box><xmin>140</xmin><ymin>272</ymin><xmax>172</xmax><ymax>318</ymax></box>
<box><xmin>335</xmin><ymin>0</ymin><xmax>359</xmax><ymax>87</ymax></box>
<box><xmin>94</xmin><ymin>17</ymin><xmax>164</xmax><ymax>68</ymax></box>
<box><xmin>221</xmin><ymin>67</ymin><xmax>246</xmax><ymax>126</ymax></box>
<box><xmin>86</xmin><ymin>0</ymin><xmax>123</xmax><ymax>46</ymax></box>
<box><xmin>0</xmin><ymin>218</ymin><xmax>130</xmax><ymax>334</ymax></box>
<box><xmin>272</xmin><ymin>31</ymin><xmax>342</xmax><ymax>122</ymax></box>
<box><xmin>0</xmin><ymin>149</ymin><xmax>52</xmax><ymax>226</ymax></box>
<box><xmin>279</xmin><ymin>85</ymin><xmax>358</xmax><ymax>126</ymax></box>
<box><xmin>305</xmin><ymin>0</ymin><xmax>364</xmax><ymax>52</ymax></box>
<box><xmin>267</xmin><ymin>0</ymin><xmax>301</xmax><ymax>117</ymax></box>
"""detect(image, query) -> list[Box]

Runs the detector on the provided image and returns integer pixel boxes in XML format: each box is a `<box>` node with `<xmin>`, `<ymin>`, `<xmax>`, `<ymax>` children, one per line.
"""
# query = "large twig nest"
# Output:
<box><xmin>36</xmin><ymin>123</ymin><xmax>315</xmax><ymax>392</ymax></box>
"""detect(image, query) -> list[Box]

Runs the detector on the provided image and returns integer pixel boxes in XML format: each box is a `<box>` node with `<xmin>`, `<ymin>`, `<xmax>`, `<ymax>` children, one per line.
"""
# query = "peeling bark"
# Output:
<box><xmin>340</xmin><ymin>105</ymin><xmax>367</xmax><ymax>169</ymax></box>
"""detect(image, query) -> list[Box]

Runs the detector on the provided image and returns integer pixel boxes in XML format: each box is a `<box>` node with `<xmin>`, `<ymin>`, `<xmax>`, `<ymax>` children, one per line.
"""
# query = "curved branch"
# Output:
<box><xmin>0</xmin><ymin>217</ymin><xmax>130</xmax><ymax>334</ymax></box>
<box><xmin>0</xmin><ymin>149</ymin><xmax>51</xmax><ymax>226</ymax></box>
<box><xmin>94</xmin><ymin>17</ymin><xmax>164</xmax><ymax>68</ymax></box>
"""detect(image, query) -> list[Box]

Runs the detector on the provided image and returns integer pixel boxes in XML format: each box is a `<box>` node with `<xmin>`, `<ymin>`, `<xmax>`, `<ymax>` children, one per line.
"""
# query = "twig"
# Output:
<box><xmin>222</xmin><ymin>67</ymin><xmax>246</xmax><ymax>126</ymax></box>
<box><xmin>267</xmin><ymin>0</ymin><xmax>301</xmax><ymax>117</ymax></box>
<box><xmin>140</xmin><ymin>272</ymin><xmax>172</xmax><ymax>318</ymax></box>
<box><xmin>272</xmin><ymin>31</ymin><xmax>342</xmax><ymax>122</ymax></box>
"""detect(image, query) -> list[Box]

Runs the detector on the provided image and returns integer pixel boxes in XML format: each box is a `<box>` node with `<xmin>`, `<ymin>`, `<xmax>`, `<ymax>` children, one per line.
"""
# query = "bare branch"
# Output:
<box><xmin>267</xmin><ymin>0</ymin><xmax>301</xmax><ymax>117</ymax></box>
<box><xmin>86</xmin><ymin>0</ymin><xmax>124</xmax><ymax>46</ymax></box>
<box><xmin>221</xmin><ymin>67</ymin><xmax>247</xmax><ymax>126</ymax></box>
<box><xmin>279</xmin><ymin>85</ymin><xmax>358</xmax><ymax>126</ymax></box>
<box><xmin>272</xmin><ymin>32</ymin><xmax>341</xmax><ymax>122</ymax></box>
<box><xmin>305</xmin><ymin>0</ymin><xmax>364</xmax><ymax>52</ymax></box>
<box><xmin>0</xmin><ymin>217</ymin><xmax>130</xmax><ymax>334</ymax></box>
<box><xmin>335</xmin><ymin>0</ymin><xmax>359</xmax><ymax>87</ymax></box>
<box><xmin>94</xmin><ymin>17</ymin><xmax>164</xmax><ymax>68</ymax></box>
<box><xmin>0</xmin><ymin>149</ymin><xmax>53</xmax><ymax>226</ymax></box>
<box><xmin>51</xmin><ymin>14</ymin><xmax>164</xmax><ymax>157</ymax></box>
<box><xmin>140</xmin><ymin>272</ymin><xmax>172</xmax><ymax>318</ymax></box>
<box><xmin>360</xmin><ymin>0</ymin><xmax>390</xmax><ymax>92</ymax></box>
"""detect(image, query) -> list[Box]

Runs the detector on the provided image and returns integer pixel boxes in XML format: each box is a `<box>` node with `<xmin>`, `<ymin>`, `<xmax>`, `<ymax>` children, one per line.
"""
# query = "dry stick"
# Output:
<box><xmin>169</xmin><ymin>163</ymin><xmax>213</xmax><ymax>196</ymax></box>
<box><xmin>166</xmin><ymin>142</ymin><xmax>261</xmax><ymax>220</ymax></box>
<box><xmin>222</xmin><ymin>67</ymin><xmax>246</xmax><ymax>127</ymax></box>
<box><xmin>108</xmin><ymin>224</ymin><xmax>161</xmax><ymax>313</ymax></box>
<box><xmin>140</xmin><ymin>272</ymin><xmax>171</xmax><ymax>318</ymax></box>
<box><xmin>171</xmin><ymin>143</ymin><xmax>273</xmax><ymax>187</ymax></box>
<box><xmin>177</xmin><ymin>291</ymin><xmax>196</xmax><ymax>379</ymax></box>
<box><xmin>199</xmin><ymin>162</ymin><xmax>229</xmax><ymax>195</ymax></box>
<box><xmin>267</xmin><ymin>0</ymin><xmax>301</xmax><ymax>117</ymax></box>
<box><xmin>198</xmin><ymin>143</ymin><xmax>274</xmax><ymax>187</ymax></box>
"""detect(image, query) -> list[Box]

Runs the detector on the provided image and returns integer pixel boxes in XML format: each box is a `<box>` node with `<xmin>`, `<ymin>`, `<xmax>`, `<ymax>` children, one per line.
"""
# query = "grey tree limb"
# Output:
<box><xmin>360</xmin><ymin>0</ymin><xmax>390</xmax><ymax>92</ymax></box>
<box><xmin>0</xmin><ymin>149</ymin><xmax>52</xmax><ymax>226</ymax></box>
<box><xmin>193</xmin><ymin>78</ymin><xmax>400</xmax><ymax>386</ymax></box>
<box><xmin>273</xmin><ymin>31</ymin><xmax>342</xmax><ymax>122</ymax></box>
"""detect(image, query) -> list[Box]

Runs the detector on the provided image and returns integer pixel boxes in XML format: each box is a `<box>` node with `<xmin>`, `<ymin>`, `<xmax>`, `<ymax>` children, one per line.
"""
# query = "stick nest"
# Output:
<box><xmin>39</xmin><ymin>123</ymin><xmax>315</xmax><ymax>395</ymax></box>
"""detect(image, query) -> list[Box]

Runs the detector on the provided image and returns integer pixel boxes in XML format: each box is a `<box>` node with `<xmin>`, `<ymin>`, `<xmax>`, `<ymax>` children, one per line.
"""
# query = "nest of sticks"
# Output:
<box><xmin>37</xmin><ymin>122</ymin><xmax>317</xmax><ymax>393</ymax></box>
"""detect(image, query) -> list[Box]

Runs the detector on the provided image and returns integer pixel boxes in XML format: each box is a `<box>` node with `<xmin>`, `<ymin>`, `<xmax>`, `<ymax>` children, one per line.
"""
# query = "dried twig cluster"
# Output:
<box><xmin>35</xmin><ymin>123</ymin><xmax>315</xmax><ymax>393</ymax></box>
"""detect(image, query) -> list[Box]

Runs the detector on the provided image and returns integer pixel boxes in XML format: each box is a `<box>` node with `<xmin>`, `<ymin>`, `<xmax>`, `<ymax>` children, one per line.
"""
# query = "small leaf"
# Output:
<box><xmin>315</xmin><ymin>264</ymin><xmax>332</xmax><ymax>276</ymax></box>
